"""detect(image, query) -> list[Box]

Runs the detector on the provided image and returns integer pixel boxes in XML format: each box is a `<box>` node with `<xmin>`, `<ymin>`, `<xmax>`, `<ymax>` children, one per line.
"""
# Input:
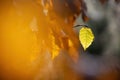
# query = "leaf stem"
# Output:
<box><xmin>74</xmin><ymin>25</ymin><xmax>88</xmax><ymax>28</ymax></box>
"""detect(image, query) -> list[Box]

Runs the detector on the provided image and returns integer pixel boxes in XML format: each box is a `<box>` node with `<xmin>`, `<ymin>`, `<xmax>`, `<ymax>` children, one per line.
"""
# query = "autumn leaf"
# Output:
<box><xmin>82</xmin><ymin>11</ymin><xmax>89</xmax><ymax>22</ymax></box>
<box><xmin>79</xmin><ymin>26</ymin><xmax>94</xmax><ymax>50</ymax></box>
<box><xmin>51</xmin><ymin>45</ymin><xmax>60</xmax><ymax>59</ymax></box>
<box><xmin>99</xmin><ymin>0</ymin><xmax>108</xmax><ymax>4</ymax></box>
<box><xmin>115</xmin><ymin>0</ymin><xmax>120</xmax><ymax>4</ymax></box>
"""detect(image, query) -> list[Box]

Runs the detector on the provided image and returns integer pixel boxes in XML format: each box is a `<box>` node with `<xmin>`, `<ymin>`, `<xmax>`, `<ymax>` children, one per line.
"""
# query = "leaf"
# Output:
<box><xmin>99</xmin><ymin>0</ymin><xmax>108</xmax><ymax>4</ymax></box>
<box><xmin>79</xmin><ymin>27</ymin><xmax>94</xmax><ymax>50</ymax></box>
<box><xmin>50</xmin><ymin>34</ymin><xmax>60</xmax><ymax>60</ymax></box>
<box><xmin>51</xmin><ymin>45</ymin><xmax>60</xmax><ymax>59</ymax></box>
<box><xmin>82</xmin><ymin>11</ymin><xmax>89</xmax><ymax>22</ymax></box>
<box><xmin>80</xmin><ymin>0</ymin><xmax>88</xmax><ymax>22</ymax></box>
<box><xmin>115</xmin><ymin>0</ymin><xmax>120</xmax><ymax>4</ymax></box>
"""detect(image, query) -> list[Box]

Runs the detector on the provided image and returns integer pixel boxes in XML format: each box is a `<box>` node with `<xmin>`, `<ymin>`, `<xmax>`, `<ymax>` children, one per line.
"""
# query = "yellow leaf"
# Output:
<box><xmin>50</xmin><ymin>34</ymin><xmax>60</xmax><ymax>59</ymax></box>
<box><xmin>51</xmin><ymin>45</ymin><xmax>60</xmax><ymax>59</ymax></box>
<box><xmin>79</xmin><ymin>27</ymin><xmax>94</xmax><ymax>50</ymax></box>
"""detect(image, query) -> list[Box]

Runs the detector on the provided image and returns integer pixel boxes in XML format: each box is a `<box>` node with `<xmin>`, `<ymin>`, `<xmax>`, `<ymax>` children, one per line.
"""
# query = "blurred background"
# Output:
<box><xmin>0</xmin><ymin>0</ymin><xmax>120</xmax><ymax>80</ymax></box>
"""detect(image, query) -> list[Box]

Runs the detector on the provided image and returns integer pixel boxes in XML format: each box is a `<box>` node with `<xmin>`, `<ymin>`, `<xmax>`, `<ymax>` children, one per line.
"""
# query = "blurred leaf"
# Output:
<box><xmin>79</xmin><ymin>27</ymin><xmax>94</xmax><ymax>50</ymax></box>
<box><xmin>80</xmin><ymin>0</ymin><xmax>88</xmax><ymax>22</ymax></box>
<box><xmin>115</xmin><ymin>0</ymin><xmax>120</xmax><ymax>3</ymax></box>
<box><xmin>82</xmin><ymin>11</ymin><xmax>89</xmax><ymax>22</ymax></box>
<box><xmin>81</xmin><ymin>0</ymin><xmax>87</xmax><ymax>11</ymax></box>
<box><xmin>99</xmin><ymin>0</ymin><xmax>108</xmax><ymax>4</ymax></box>
<box><xmin>51</xmin><ymin>45</ymin><xmax>60</xmax><ymax>59</ymax></box>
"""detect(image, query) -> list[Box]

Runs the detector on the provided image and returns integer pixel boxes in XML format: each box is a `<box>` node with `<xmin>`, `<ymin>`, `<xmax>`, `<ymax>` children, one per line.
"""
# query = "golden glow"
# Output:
<box><xmin>0</xmin><ymin>0</ymin><xmax>80</xmax><ymax>79</ymax></box>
